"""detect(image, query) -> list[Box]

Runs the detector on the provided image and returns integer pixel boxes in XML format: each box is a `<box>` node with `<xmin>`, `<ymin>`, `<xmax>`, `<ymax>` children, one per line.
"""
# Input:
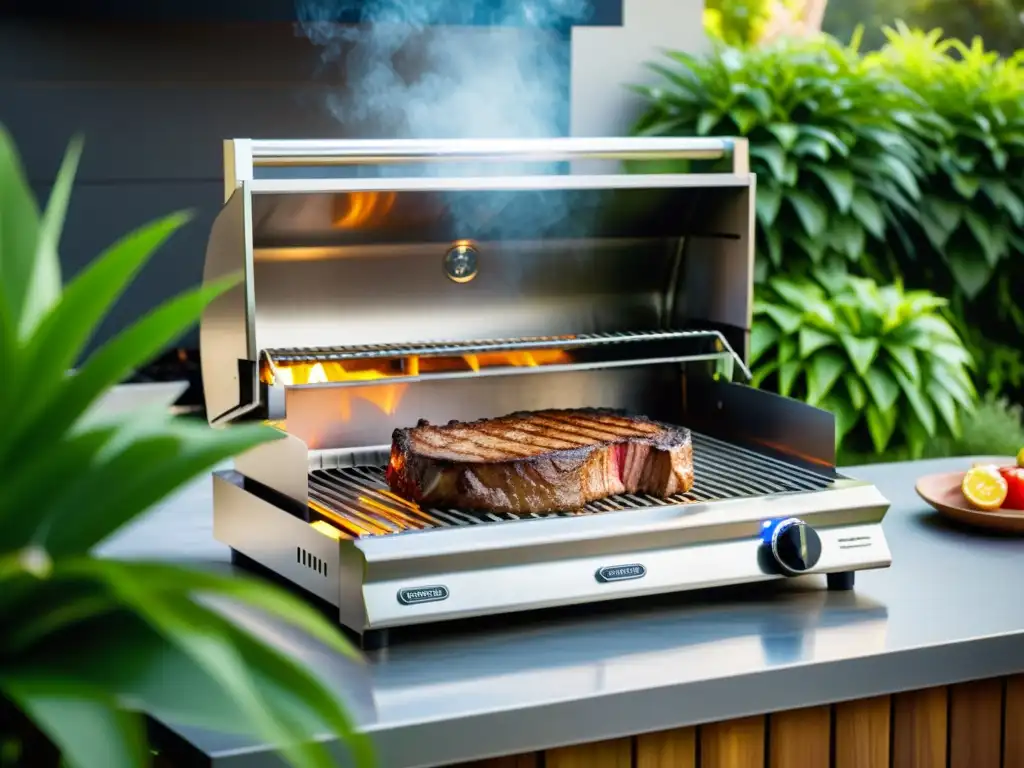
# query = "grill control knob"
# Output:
<box><xmin>770</xmin><ymin>518</ymin><xmax>822</xmax><ymax>575</ymax></box>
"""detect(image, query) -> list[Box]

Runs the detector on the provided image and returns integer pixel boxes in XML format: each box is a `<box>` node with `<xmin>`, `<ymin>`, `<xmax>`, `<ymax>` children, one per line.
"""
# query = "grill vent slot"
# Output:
<box><xmin>296</xmin><ymin>546</ymin><xmax>328</xmax><ymax>576</ymax></box>
<box><xmin>307</xmin><ymin>432</ymin><xmax>837</xmax><ymax>539</ymax></box>
<box><xmin>838</xmin><ymin>535</ymin><xmax>873</xmax><ymax>550</ymax></box>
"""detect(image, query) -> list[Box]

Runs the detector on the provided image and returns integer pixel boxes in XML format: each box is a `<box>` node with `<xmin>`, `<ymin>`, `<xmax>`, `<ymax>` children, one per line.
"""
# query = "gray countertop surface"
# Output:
<box><xmin>102</xmin><ymin>455</ymin><xmax>1024</xmax><ymax>768</ymax></box>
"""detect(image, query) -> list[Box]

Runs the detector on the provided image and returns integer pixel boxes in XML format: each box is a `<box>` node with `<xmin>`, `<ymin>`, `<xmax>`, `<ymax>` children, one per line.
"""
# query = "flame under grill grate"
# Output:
<box><xmin>307</xmin><ymin>432</ymin><xmax>837</xmax><ymax>538</ymax></box>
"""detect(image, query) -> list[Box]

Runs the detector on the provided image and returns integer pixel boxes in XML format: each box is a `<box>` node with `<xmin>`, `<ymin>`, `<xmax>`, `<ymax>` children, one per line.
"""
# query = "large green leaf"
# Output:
<box><xmin>806</xmin><ymin>351</ymin><xmax>847</xmax><ymax>407</ymax></box>
<box><xmin>821</xmin><ymin>392</ymin><xmax>860</xmax><ymax>443</ymax></box>
<box><xmin>865</xmin><ymin>403</ymin><xmax>898</xmax><ymax>453</ymax></box>
<box><xmin>14</xmin><ymin>612</ymin><xmax>338</xmax><ymax>741</ymax></box>
<box><xmin>963</xmin><ymin>209</ymin><xmax>1007</xmax><ymax>266</ymax></box>
<box><xmin>850</xmin><ymin>189</ymin><xmax>885</xmax><ymax>239</ymax></box>
<box><xmin>760</xmin><ymin>302</ymin><xmax>803</xmax><ymax>334</ymax></box>
<box><xmin>0</xmin><ymin>425</ymin><xmax>118</xmax><ymax>544</ymax></box>
<box><xmin>927</xmin><ymin>380</ymin><xmax>960</xmax><ymax>437</ymax></box>
<box><xmin>13</xmin><ymin>212</ymin><xmax>193</xmax><ymax>435</ymax></box>
<box><xmin>843</xmin><ymin>372</ymin><xmax>868</xmax><ymax>410</ymax></box>
<box><xmin>755</xmin><ymin>184</ymin><xmax>782</xmax><ymax>227</ymax></box>
<box><xmin>928</xmin><ymin>359</ymin><xmax>977</xmax><ymax>409</ymax></box>
<box><xmin>888</xmin><ymin>362</ymin><xmax>937</xmax><ymax>436</ymax></box>
<box><xmin>2</xmin><ymin>273</ymin><xmax>243</xmax><ymax>470</ymax></box>
<box><xmin>749</xmin><ymin>322</ymin><xmax>779</xmax><ymax>367</ymax></box>
<box><xmin>113</xmin><ymin>582</ymin><xmax>373</xmax><ymax>768</ymax></box>
<box><xmin>878</xmin><ymin>154</ymin><xmax>920</xmax><ymax>200</ymax></box>
<box><xmin>885</xmin><ymin>345</ymin><xmax>921</xmax><ymax>384</ymax></box>
<box><xmin>798</xmin><ymin>327</ymin><xmax>834</xmax><ymax>358</ymax></box>
<box><xmin>767</xmin><ymin>123</ymin><xmax>799</xmax><ymax>150</ymax></box>
<box><xmin>19</xmin><ymin>136</ymin><xmax>83</xmax><ymax>342</ymax></box>
<box><xmin>799</xmin><ymin>125</ymin><xmax>850</xmax><ymax>157</ymax></box>
<box><xmin>778</xmin><ymin>361</ymin><xmax>801</xmax><ymax>398</ymax></box>
<box><xmin>35</xmin><ymin>419</ymin><xmax>280</xmax><ymax>557</ymax></box>
<box><xmin>3</xmin><ymin>676</ymin><xmax>147</xmax><ymax>768</ymax></box>
<box><xmin>944</xmin><ymin>251</ymin><xmax>992</xmax><ymax>299</ymax></box>
<box><xmin>839</xmin><ymin>335</ymin><xmax>879</xmax><ymax>377</ymax></box>
<box><xmin>0</xmin><ymin>126</ymin><xmax>43</xmax><ymax>339</ymax></box>
<box><xmin>751</xmin><ymin>144</ymin><xmax>786</xmax><ymax>181</ymax></box>
<box><xmin>862</xmin><ymin>366</ymin><xmax>900</xmax><ymax>412</ymax></box>
<box><xmin>65</xmin><ymin>559</ymin><xmax>361</xmax><ymax>662</ymax></box>
<box><xmin>982</xmin><ymin>180</ymin><xmax>1024</xmax><ymax>225</ymax></box>
<box><xmin>786</xmin><ymin>189</ymin><xmax>828</xmax><ymax>237</ymax></box>
<box><xmin>805</xmin><ymin>164</ymin><xmax>854</xmax><ymax>212</ymax></box>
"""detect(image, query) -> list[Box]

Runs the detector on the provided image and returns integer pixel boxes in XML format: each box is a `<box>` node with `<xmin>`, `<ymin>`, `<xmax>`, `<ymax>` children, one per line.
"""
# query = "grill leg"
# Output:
<box><xmin>827</xmin><ymin>571</ymin><xmax>855</xmax><ymax>591</ymax></box>
<box><xmin>360</xmin><ymin>629</ymin><xmax>390</xmax><ymax>652</ymax></box>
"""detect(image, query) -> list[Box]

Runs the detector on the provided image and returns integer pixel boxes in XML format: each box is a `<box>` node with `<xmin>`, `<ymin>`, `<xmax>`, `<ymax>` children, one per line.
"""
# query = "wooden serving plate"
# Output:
<box><xmin>916</xmin><ymin>464</ymin><xmax>1024</xmax><ymax>534</ymax></box>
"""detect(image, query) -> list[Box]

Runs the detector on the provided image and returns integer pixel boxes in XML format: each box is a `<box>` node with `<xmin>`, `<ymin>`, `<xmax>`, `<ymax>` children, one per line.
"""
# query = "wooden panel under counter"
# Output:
<box><xmin>458</xmin><ymin>675</ymin><xmax>1022</xmax><ymax>768</ymax></box>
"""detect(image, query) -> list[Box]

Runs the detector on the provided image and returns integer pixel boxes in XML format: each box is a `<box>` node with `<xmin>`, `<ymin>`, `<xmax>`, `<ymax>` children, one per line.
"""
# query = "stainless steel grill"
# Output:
<box><xmin>306</xmin><ymin>432</ymin><xmax>837</xmax><ymax>538</ymax></box>
<box><xmin>204</xmin><ymin>137</ymin><xmax>892</xmax><ymax>648</ymax></box>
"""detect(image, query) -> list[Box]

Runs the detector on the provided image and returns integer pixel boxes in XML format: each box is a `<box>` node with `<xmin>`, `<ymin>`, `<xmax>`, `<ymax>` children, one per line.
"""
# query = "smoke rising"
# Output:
<box><xmin>294</xmin><ymin>0</ymin><xmax>597</xmax><ymax>242</ymax></box>
<box><xmin>296</xmin><ymin>0</ymin><xmax>589</xmax><ymax>142</ymax></box>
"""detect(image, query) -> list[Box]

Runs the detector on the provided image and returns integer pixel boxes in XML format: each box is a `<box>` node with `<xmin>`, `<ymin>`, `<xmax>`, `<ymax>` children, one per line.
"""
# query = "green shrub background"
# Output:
<box><xmin>632</xmin><ymin>23</ymin><xmax>1024</xmax><ymax>462</ymax></box>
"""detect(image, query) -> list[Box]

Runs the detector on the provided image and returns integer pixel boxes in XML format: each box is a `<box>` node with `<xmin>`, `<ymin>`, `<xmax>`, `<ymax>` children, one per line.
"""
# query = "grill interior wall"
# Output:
<box><xmin>282</xmin><ymin>363</ymin><xmax>683</xmax><ymax>451</ymax></box>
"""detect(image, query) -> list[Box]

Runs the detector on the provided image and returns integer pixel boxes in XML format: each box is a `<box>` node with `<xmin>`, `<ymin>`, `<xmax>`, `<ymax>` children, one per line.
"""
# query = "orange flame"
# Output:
<box><xmin>336</xmin><ymin>383</ymin><xmax>408</xmax><ymax>420</ymax></box>
<box><xmin>260</xmin><ymin>348</ymin><xmax>574</xmax><ymax>388</ymax></box>
<box><xmin>332</xmin><ymin>191</ymin><xmax>397</xmax><ymax>230</ymax></box>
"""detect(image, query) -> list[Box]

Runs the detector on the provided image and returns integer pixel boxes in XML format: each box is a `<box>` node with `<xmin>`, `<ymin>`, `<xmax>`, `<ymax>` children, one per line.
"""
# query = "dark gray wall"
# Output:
<box><xmin>1</xmin><ymin>22</ymin><xmax>356</xmax><ymax>353</ymax></box>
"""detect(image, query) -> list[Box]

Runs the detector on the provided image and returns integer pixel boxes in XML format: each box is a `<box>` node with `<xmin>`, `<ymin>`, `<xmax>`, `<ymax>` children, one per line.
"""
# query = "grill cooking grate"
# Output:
<box><xmin>267</xmin><ymin>330</ymin><xmax>735</xmax><ymax>363</ymax></box>
<box><xmin>306</xmin><ymin>433</ymin><xmax>837</xmax><ymax>538</ymax></box>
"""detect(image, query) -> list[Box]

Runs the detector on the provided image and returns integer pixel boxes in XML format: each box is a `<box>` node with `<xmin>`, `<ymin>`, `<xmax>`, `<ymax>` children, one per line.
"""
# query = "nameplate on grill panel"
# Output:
<box><xmin>595</xmin><ymin>564</ymin><xmax>647</xmax><ymax>583</ymax></box>
<box><xmin>397</xmin><ymin>585</ymin><xmax>450</xmax><ymax>606</ymax></box>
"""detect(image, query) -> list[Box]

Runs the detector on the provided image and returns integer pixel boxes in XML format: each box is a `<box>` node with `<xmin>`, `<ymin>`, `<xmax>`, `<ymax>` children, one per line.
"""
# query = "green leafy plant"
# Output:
<box><xmin>630</xmin><ymin>34</ymin><xmax>935</xmax><ymax>282</ymax></box>
<box><xmin>0</xmin><ymin>128</ymin><xmax>375</xmax><ymax>768</ymax></box>
<box><xmin>839</xmin><ymin>391</ymin><xmax>1024</xmax><ymax>465</ymax></box>
<box><xmin>868</xmin><ymin>24</ymin><xmax>1024</xmax><ymax>305</ymax></box>
<box><xmin>750</xmin><ymin>272</ymin><xmax>977</xmax><ymax>456</ymax></box>
<box><xmin>704</xmin><ymin>0</ymin><xmax>775</xmax><ymax>47</ymax></box>
<box><xmin>864</xmin><ymin>24</ymin><xmax>1024</xmax><ymax>402</ymax></box>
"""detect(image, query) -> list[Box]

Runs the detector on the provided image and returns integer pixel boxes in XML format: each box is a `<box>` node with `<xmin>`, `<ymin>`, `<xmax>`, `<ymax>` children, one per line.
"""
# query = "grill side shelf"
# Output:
<box><xmin>307</xmin><ymin>432</ymin><xmax>836</xmax><ymax>539</ymax></box>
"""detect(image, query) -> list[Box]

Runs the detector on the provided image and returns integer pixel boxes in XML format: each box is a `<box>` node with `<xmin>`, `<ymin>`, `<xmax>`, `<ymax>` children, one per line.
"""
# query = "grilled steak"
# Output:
<box><xmin>385</xmin><ymin>408</ymin><xmax>694</xmax><ymax>514</ymax></box>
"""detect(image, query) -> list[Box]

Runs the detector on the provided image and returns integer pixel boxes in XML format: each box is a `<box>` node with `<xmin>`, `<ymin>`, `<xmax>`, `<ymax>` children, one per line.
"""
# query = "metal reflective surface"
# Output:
<box><xmin>104</xmin><ymin>457</ymin><xmax>1024</xmax><ymax>768</ymax></box>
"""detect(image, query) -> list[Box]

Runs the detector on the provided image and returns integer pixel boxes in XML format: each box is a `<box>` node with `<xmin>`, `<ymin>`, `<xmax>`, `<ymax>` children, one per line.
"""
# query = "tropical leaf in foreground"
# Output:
<box><xmin>0</xmin><ymin>126</ymin><xmax>375</xmax><ymax>768</ymax></box>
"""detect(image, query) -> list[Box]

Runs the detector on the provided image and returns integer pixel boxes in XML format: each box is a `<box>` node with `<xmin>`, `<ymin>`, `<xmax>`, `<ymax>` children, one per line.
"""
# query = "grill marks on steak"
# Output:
<box><xmin>386</xmin><ymin>408</ymin><xmax>694</xmax><ymax>514</ymax></box>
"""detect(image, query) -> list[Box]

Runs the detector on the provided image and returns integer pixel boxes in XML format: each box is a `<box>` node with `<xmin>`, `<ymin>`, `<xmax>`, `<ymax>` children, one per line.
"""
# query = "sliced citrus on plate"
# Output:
<box><xmin>962</xmin><ymin>465</ymin><xmax>1008</xmax><ymax>511</ymax></box>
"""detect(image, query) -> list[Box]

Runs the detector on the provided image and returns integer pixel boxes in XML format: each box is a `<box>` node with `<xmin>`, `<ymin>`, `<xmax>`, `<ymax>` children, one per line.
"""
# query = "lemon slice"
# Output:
<box><xmin>962</xmin><ymin>466</ymin><xmax>1008</xmax><ymax>511</ymax></box>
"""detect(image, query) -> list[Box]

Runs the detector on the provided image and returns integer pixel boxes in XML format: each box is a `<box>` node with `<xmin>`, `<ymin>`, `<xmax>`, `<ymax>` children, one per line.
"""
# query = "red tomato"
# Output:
<box><xmin>998</xmin><ymin>467</ymin><xmax>1024</xmax><ymax>510</ymax></box>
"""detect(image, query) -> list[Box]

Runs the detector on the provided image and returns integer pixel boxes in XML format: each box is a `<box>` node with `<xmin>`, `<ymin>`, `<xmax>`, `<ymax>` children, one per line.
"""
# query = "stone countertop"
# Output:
<box><xmin>100</xmin><ymin>456</ymin><xmax>1024</xmax><ymax>768</ymax></box>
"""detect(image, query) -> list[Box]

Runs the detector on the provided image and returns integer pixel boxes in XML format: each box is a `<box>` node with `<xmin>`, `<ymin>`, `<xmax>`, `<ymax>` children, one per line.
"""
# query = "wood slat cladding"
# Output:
<box><xmin>635</xmin><ymin>727</ymin><xmax>696</xmax><ymax>768</ymax></box>
<box><xmin>461</xmin><ymin>676</ymin><xmax>1024</xmax><ymax>768</ymax></box>
<box><xmin>700</xmin><ymin>716</ymin><xmax>765</xmax><ymax>768</ymax></box>
<box><xmin>834</xmin><ymin>696</ymin><xmax>891</xmax><ymax>768</ymax></box>
<box><xmin>546</xmin><ymin>738</ymin><xmax>633</xmax><ymax>768</ymax></box>
<box><xmin>768</xmin><ymin>706</ymin><xmax>830</xmax><ymax>768</ymax></box>
<box><xmin>949</xmin><ymin>678</ymin><xmax>1004</xmax><ymax>768</ymax></box>
<box><xmin>1006</xmin><ymin>675</ymin><xmax>1024</xmax><ymax>767</ymax></box>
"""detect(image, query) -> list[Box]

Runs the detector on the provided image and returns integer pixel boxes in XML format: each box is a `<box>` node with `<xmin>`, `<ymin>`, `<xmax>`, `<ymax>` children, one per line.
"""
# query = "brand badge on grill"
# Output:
<box><xmin>397</xmin><ymin>585</ymin><xmax>450</xmax><ymax>605</ymax></box>
<box><xmin>595</xmin><ymin>564</ymin><xmax>647</xmax><ymax>583</ymax></box>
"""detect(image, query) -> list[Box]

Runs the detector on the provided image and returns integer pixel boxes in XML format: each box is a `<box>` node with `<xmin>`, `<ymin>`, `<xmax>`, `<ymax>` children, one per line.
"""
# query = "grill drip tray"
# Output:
<box><xmin>306</xmin><ymin>433</ymin><xmax>837</xmax><ymax>538</ymax></box>
<box><xmin>213</xmin><ymin>431</ymin><xmax>892</xmax><ymax>649</ymax></box>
